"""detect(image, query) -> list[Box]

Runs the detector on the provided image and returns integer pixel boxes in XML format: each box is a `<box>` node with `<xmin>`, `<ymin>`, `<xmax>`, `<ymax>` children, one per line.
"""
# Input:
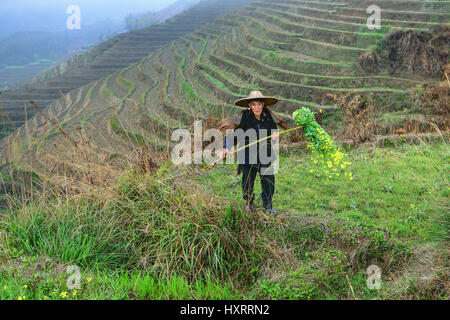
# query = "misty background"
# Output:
<box><xmin>0</xmin><ymin>0</ymin><xmax>200</xmax><ymax>87</ymax></box>
<box><xmin>0</xmin><ymin>0</ymin><xmax>180</xmax><ymax>39</ymax></box>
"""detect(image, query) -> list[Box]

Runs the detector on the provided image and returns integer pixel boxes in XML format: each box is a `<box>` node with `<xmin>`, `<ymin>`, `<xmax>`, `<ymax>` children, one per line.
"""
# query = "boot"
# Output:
<box><xmin>263</xmin><ymin>201</ymin><xmax>279</xmax><ymax>215</ymax></box>
<box><xmin>244</xmin><ymin>200</ymin><xmax>255</xmax><ymax>212</ymax></box>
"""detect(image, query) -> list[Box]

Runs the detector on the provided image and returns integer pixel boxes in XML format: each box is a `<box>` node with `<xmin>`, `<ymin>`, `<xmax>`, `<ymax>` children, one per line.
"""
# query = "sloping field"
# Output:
<box><xmin>0</xmin><ymin>0</ymin><xmax>252</xmax><ymax>140</ymax></box>
<box><xmin>1</xmin><ymin>0</ymin><xmax>448</xmax><ymax>174</ymax></box>
<box><xmin>0</xmin><ymin>61</ymin><xmax>56</xmax><ymax>88</ymax></box>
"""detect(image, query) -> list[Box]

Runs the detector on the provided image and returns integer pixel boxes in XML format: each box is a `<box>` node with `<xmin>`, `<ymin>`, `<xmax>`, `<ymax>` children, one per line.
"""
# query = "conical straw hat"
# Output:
<box><xmin>234</xmin><ymin>91</ymin><xmax>278</xmax><ymax>108</ymax></box>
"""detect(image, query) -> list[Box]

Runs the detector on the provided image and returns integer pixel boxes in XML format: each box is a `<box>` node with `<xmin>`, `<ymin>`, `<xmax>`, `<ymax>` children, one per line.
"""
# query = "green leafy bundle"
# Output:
<box><xmin>293</xmin><ymin>107</ymin><xmax>352</xmax><ymax>179</ymax></box>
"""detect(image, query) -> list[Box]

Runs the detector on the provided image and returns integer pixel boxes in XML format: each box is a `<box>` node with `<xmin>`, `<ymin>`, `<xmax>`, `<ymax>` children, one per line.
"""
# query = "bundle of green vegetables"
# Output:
<box><xmin>293</xmin><ymin>107</ymin><xmax>352</xmax><ymax>180</ymax></box>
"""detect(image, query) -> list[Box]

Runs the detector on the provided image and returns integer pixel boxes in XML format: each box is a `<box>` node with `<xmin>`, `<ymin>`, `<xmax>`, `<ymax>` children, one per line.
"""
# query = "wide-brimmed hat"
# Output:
<box><xmin>234</xmin><ymin>91</ymin><xmax>278</xmax><ymax>108</ymax></box>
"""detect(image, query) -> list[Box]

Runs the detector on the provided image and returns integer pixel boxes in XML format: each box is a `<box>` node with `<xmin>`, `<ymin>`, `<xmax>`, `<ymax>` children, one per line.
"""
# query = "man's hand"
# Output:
<box><xmin>219</xmin><ymin>148</ymin><xmax>229</xmax><ymax>159</ymax></box>
<box><xmin>271</xmin><ymin>131</ymin><xmax>280</xmax><ymax>140</ymax></box>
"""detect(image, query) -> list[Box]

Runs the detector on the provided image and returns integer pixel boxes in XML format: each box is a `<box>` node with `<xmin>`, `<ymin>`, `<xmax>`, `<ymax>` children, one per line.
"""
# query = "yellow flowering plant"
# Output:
<box><xmin>293</xmin><ymin>107</ymin><xmax>352</xmax><ymax>179</ymax></box>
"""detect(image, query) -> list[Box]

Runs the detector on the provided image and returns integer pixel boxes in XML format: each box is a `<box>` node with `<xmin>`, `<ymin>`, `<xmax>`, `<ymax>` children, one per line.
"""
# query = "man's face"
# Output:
<box><xmin>249</xmin><ymin>100</ymin><xmax>264</xmax><ymax>118</ymax></box>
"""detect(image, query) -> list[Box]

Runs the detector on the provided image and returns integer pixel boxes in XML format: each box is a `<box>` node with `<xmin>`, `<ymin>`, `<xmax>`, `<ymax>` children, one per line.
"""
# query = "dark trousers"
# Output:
<box><xmin>241</xmin><ymin>164</ymin><xmax>275</xmax><ymax>208</ymax></box>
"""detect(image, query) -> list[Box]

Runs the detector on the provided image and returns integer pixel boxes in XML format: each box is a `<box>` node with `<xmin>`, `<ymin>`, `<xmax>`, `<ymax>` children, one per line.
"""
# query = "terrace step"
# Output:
<box><xmin>278</xmin><ymin>0</ymin><xmax>449</xmax><ymax>12</ymax></box>
<box><xmin>335</xmin><ymin>6</ymin><xmax>450</xmax><ymax>22</ymax></box>
<box><xmin>213</xmin><ymin>49</ymin><xmax>418</xmax><ymax>89</ymax></box>
<box><xmin>0</xmin><ymin>91</ymin><xmax>62</xmax><ymax>99</ymax></box>
<box><xmin>88</xmin><ymin>64</ymin><xmax>135</xmax><ymax>70</ymax></box>
<box><xmin>21</xmin><ymin>86</ymin><xmax>76</xmax><ymax>94</ymax></box>
<box><xmin>343</xmin><ymin>0</ymin><xmax>450</xmax><ymax>11</ymax></box>
<box><xmin>252</xmin><ymin>1</ymin><xmax>446</xmax><ymax>28</ymax></box>
<box><xmin>241</xmin><ymin>10</ymin><xmax>381</xmax><ymax>49</ymax></box>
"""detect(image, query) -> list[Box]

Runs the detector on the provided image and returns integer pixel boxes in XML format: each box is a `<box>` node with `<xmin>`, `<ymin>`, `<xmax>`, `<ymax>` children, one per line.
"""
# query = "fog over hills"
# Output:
<box><xmin>0</xmin><ymin>0</ymin><xmax>201</xmax><ymax>87</ymax></box>
<box><xmin>0</xmin><ymin>0</ymin><xmax>250</xmax><ymax>140</ymax></box>
<box><xmin>0</xmin><ymin>0</ymin><xmax>179</xmax><ymax>37</ymax></box>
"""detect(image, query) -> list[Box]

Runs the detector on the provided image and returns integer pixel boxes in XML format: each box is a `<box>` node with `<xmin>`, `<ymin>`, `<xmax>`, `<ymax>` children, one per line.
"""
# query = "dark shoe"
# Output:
<box><xmin>244</xmin><ymin>202</ymin><xmax>255</xmax><ymax>212</ymax></box>
<box><xmin>263</xmin><ymin>202</ymin><xmax>279</xmax><ymax>215</ymax></box>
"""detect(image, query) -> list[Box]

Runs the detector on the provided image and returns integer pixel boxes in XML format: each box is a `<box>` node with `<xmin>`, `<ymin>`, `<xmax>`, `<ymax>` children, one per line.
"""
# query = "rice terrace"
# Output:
<box><xmin>0</xmin><ymin>0</ymin><xmax>448</xmax><ymax>303</ymax></box>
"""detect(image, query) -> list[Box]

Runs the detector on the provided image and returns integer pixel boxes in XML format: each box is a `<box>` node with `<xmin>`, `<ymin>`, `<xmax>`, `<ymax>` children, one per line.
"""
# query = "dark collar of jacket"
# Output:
<box><xmin>238</xmin><ymin>108</ymin><xmax>278</xmax><ymax>131</ymax></box>
<box><xmin>223</xmin><ymin>107</ymin><xmax>284</xmax><ymax>130</ymax></box>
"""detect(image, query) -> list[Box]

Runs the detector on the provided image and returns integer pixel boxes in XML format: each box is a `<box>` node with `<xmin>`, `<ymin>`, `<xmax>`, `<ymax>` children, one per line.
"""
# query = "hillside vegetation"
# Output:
<box><xmin>0</xmin><ymin>137</ymin><xmax>448</xmax><ymax>299</ymax></box>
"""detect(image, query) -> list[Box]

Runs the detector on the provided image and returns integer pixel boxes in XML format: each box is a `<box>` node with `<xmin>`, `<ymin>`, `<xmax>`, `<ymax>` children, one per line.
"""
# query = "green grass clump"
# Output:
<box><xmin>0</xmin><ymin>263</ymin><xmax>240</xmax><ymax>300</ymax></box>
<box><xmin>116</xmin><ymin>72</ymin><xmax>137</xmax><ymax>112</ymax></box>
<box><xmin>101</xmin><ymin>74</ymin><xmax>116</xmax><ymax>101</ymax></box>
<box><xmin>117</xmin><ymin>73</ymin><xmax>135</xmax><ymax>92</ymax></box>
<box><xmin>0</xmin><ymin>169</ymin><xmax>281</xmax><ymax>284</ymax></box>
<box><xmin>110</xmin><ymin>115</ymin><xmax>148</xmax><ymax>146</ymax></box>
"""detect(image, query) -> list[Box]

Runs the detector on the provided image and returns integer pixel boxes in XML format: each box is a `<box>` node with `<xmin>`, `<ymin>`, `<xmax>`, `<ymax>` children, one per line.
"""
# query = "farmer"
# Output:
<box><xmin>218</xmin><ymin>91</ymin><xmax>287</xmax><ymax>214</ymax></box>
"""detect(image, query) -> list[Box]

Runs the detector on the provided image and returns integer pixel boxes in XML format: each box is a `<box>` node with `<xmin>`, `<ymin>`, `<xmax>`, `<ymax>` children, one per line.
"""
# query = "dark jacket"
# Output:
<box><xmin>223</xmin><ymin>108</ymin><xmax>280</xmax><ymax>168</ymax></box>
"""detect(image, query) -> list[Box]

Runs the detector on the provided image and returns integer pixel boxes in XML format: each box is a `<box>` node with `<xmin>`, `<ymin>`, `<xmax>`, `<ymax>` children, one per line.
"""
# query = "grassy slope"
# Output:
<box><xmin>200</xmin><ymin>140</ymin><xmax>447</xmax><ymax>243</ymax></box>
<box><xmin>0</xmin><ymin>138</ymin><xmax>448</xmax><ymax>300</ymax></box>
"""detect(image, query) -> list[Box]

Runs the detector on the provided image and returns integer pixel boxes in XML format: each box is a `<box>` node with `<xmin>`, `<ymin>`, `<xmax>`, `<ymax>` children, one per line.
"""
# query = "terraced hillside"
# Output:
<box><xmin>1</xmin><ymin>0</ymin><xmax>449</xmax><ymax>177</ymax></box>
<box><xmin>0</xmin><ymin>60</ymin><xmax>56</xmax><ymax>88</ymax></box>
<box><xmin>0</xmin><ymin>0</ymin><xmax>252</xmax><ymax>140</ymax></box>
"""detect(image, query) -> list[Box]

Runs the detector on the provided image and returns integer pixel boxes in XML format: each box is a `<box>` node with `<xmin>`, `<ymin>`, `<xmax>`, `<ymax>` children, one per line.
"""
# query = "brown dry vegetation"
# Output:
<box><xmin>359</xmin><ymin>26</ymin><xmax>450</xmax><ymax>79</ymax></box>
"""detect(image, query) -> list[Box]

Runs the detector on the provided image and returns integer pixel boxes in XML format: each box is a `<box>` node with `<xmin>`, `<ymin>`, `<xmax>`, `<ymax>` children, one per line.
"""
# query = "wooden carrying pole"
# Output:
<box><xmin>202</xmin><ymin>125</ymin><xmax>302</xmax><ymax>172</ymax></box>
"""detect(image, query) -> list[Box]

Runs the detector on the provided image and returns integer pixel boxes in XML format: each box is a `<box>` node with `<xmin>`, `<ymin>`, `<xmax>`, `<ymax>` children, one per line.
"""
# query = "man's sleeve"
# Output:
<box><xmin>269</xmin><ymin>110</ymin><xmax>281</xmax><ymax>126</ymax></box>
<box><xmin>269</xmin><ymin>109</ymin><xmax>289</xmax><ymax>130</ymax></box>
<box><xmin>231</xmin><ymin>111</ymin><xmax>243</xmax><ymax>126</ymax></box>
<box><xmin>223</xmin><ymin>111</ymin><xmax>243</xmax><ymax>149</ymax></box>
<box><xmin>223</xmin><ymin>134</ymin><xmax>231</xmax><ymax>149</ymax></box>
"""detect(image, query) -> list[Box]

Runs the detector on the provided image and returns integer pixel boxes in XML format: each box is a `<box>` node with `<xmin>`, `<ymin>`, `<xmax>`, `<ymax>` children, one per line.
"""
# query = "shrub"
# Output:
<box><xmin>1</xmin><ymin>170</ymin><xmax>283</xmax><ymax>284</ymax></box>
